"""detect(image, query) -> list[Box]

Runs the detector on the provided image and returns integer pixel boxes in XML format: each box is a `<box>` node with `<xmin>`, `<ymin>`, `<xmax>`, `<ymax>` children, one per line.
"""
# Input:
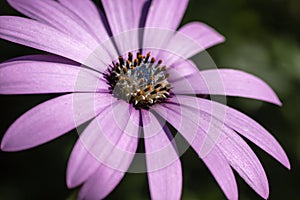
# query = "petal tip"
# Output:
<box><xmin>66</xmin><ymin>176</ymin><xmax>74</xmax><ymax>189</ymax></box>
<box><xmin>277</xmin><ymin>149</ymin><xmax>291</xmax><ymax>170</ymax></box>
<box><xmin>283</xmin><ymin>159</ymin><xmax>291</xmax><ymax>170</ymax></box>
<box><xmin>66</xmin><ymin>165</ymin><xmax>79</xmax><ymax>188</ymax></box>
<box><xmin>259</xmin><ymin>183</ymin><xmax>270</xmax><ymax>200</ymax></box>
<box><xmin>0</xmin><ymin>136</ymin><xmax>13</xmax><ymax>152</ymax></box>
<box><xmin>0</xmin><ymin>131</ymin><xmax>32</xmax><ymax>152</ymax></box>
<box><xmin>277</xmin><ymin>100</ymin><xmax>283</xmax><ymax>107</ymax></box>
<box><xmin>219</xmin><ymin>34</ymin><xmax>226</xmax><ymax>43</ymax></box>
<box><xmin>262</xmin><ymin>192</ymin><xmax>269</xmax><ymax>200</ymax></box>
<box><xmin>0</xmin><ymin>140</ymin><xmax>7</xmax><ymax>151</ymax></box>
<box><xmin>273</xmin><ymin>96</ymin><xmax>282</xmax><ymax>106</ymax></box>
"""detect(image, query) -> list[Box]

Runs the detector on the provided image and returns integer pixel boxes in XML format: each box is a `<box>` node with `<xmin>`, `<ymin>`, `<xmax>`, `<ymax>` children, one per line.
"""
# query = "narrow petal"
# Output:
<box><xmin>218</xmin><ymin>125</ymin><xmax>269</xmax><ymax>199</ymax></box>
<box><xmin>1</xmin><ymin>93</ymin><xmax>115</xmax><ymax>151</ymax></box>
<box><xmin>168</xmin><ymin>60</ymin><xmax>199</xmax><ymax>82</ymax></box>
<box><xmin>177</xmin><ymin>22</ymin><xmax>225</xmax><ymax>53</ymax></box>
<box><xmin>77</xmin><ymin>105</ymin><xmax>140</xmax><ymax>200</ymax></box>
<box><xmin>67</xmin><ymin>101</ymin><xmax>139</xmax><ymax>188</ymax></box>
<box><xmin>145</xmin><ymin>0</ymin><xmax>189</xmax><ymax>30</ymax></box>
<box><xmin>58</xmin><ymin>0</ymin><xmax>110</xmax><ymax>41</ymax></box>
<box><xmin>152</xmin><ymin>103</ymin><xmax>238</xmax><ymax>199</ymax></box>
<box><xmin>0</xmin><ymin>61</ymin><xmax>108</xmax><ymax>94</ymax></box>
<box><xmin>160</xmin><ymin>22</ymin><xmax>225</xmax><ymax>64</ymax></box>
<box><xmin>174</xmin><ymin>95</ymin><xmax>290</xmax><ymax>169</ymax></box>
<box><xmin>142</xmin><ymin>0</ymin><xmax>189</xmax><ymax>57</ymax></box>
<box><xmin>67</xmin><ymin>135</ymin><xmax>101</xmax><ymax>188</ymax></box>
<box><xmin>78</xmin><ymin>166</ymin><xmax>125</xmax><ymax>200</ymax></box>
<box><xmin>101</xmin><ymin>0</ymin><xmax>144</xmax><ymax>34</ymax></box>
<box><xmin>101</xmin><ymin>0</ymin><xmax>146</xmax><ymax>54</ymax></box>
<box><xmin>7</xmin><ymin>0</ymin><xmax>99</xmax><ymax>45</ymax></box>
<box><xmin>153</xmin><ymin>103</ymin><xmax>269</xmax><ymax>199</ymax></box>
<box><xmin>5</xmin><ymin>54</ymin><xmax>79</xmax><ymax>65</ymax></box>
<box><xmin>142</xmin><ymin>110</ymin><xmax>182</xmax><ymax>200</ymax></box>
<box><xmin>0</xmin><ymin>16</ymin><xmax>110</xmax><ymax>72</ymax></box>
<box><xmin>202</xmin><ymin>148</ymin><xmax>238</xmax><ymax>200</ymax></box>
<box><xmin>171</xmin><ymin>69</ymin><xmax>282</xmax><ymax>105</ymax></box>
<box><xmin>57</xmin><ymin>0</ymin><xmax>118</xmax><ymax>59</ymax></box>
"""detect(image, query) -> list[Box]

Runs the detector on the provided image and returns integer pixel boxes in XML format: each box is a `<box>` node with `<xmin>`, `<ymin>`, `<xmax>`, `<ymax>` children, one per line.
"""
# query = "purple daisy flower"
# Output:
<box><xmin>0</xmin><ymin>0</ymin><xmax>290</xmax><ymax>199</ymax></box>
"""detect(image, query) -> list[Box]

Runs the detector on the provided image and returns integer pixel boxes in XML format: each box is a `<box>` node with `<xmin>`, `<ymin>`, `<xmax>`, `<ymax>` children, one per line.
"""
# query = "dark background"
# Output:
<box><xmin>1</xmin><ymin>0</ymin><xmax>300</xmax><ymax>199</ymax></box>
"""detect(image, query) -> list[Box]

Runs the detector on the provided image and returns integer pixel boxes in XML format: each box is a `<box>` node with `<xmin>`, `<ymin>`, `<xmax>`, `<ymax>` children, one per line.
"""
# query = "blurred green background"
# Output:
<box><xmin>0</xmin><ymin>0</ymin><xmax>299</xmax><ymax>199</ymax></box>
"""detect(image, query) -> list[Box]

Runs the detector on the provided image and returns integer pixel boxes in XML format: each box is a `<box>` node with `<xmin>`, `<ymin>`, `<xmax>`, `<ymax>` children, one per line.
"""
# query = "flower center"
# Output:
<box><xmin>104</xmin><ymin>52</ymin><xmax>172</xmax><ymax>109</ymax></box>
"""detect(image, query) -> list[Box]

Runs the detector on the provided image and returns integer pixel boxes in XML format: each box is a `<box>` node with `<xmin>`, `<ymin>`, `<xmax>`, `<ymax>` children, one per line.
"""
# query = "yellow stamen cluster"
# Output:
<box><xmin>104</xmin><ymin>52</ymin><xmax>172</xmax><ymax>109</ymax></box>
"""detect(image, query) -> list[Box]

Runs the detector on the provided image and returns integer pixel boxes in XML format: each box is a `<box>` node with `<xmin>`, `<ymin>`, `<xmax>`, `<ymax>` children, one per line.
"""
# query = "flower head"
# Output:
<box><xmin>0</xmin><ymin>0</ymin><xmax>290</xmax><ymax>199</ymax></box>
<box><xmin>104</xmin><ymin>52</ymin><xmax>171</xmax><ymax>109</ymax></box>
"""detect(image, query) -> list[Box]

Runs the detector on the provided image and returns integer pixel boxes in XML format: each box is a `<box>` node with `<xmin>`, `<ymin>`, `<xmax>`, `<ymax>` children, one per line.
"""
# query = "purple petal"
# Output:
<box><xmin>168</xmin><ymin>59</ymin><xmax>199</xmax><ymax>82</ymax></box>
<box><xmin>57</xmin><ymin>0</ymin><xmax>118</xmax><ymax>59</ymax></box>
<box><xmin>160</xmin><ymin>22</ymin><xmax>225</xmax><ymax>64</ymax></box>
<box><xmin>8</xmin><ymin>0</ymin><xmax>98</xmax><ymax>42</ymax></box>
<box><xmin>142</xmin><ymin>0</ymin><xmax>188</xmax><ymax>58</ymax></box>
<box><xmin>174</xmin><ymin>95</ymin><xmax>290</xmax><ymax>169</ymax></box>
<box><xmin>145</xmin><ymin>0</ymin><xmax>188</xmax><ymax>30</ymax></box>
<box><xmin>101</xmin><ymin>0</ymin><xmax>146</xmax><ymax>54</ymax></box>
<box><xmin>174</xmin><ymin>99</ymin><xmax>238</xmax><ymax>200</ymax></box>
<box><xmin>153</xmin><ymin>103</ymin><xmax>269</xmax><ymax>199</ymax></box>
<box><xmin>171</xmin><ymin>69</ymin><xmax>282</xmax><ymax>105</ymax></box>
<box><xmin>5</xmin><ymin>54</ymin><xmax>79</xmax><ymax>66</ymax></box>
<box><xmin>0</xmin><ymin>16</ymin><xmax>111</xmax><ymax>72</ymax></box>
<box><xmin>78</xmin><ymin>167</ymin><xmax>125</xmax><ymax>200</ymax></box>
<box><xmin>67</xmin><ymin>136</ymin><xmax>100</xmax><ymax>188</ymax></box>
<box><xmin>222</xmin><ymin>131</ymin><xmax>269</xmax><ymax>199</ymax></box>
<box><xmin>67</xmin><ymin>101</ymin><xmax>139</xmax><ymax>188</ymax></box>
<box><xmin>175</xmin><ymin>22</ymin><xmax>225</xmax><ymax>54</ymax></box>
<box><xmin>57</xmin><ymin>0</ymin><xmax>110</xmax><ymax>42</ymax></box>
<box><xmin>76</xmin><ymin>105</ymin><xmax>140</xmax><ymax>199</ymax></box>
<box><xmin>142</xmin><ymin>27</ymin><xmax>174</xmax><ymax>60</ymax></box>
<box><xmin>152</xmin><ymin>103</ymin><xmax>237</xmax><ymax>199</ymax></box>
<box><xmin>101</xmin><ymin>0</ymin><xmax>144</xmax><ymax>34</ymax></box>
<box><xmin>141</xmin><ymin>110</ymin><xmax>182</xmax><ymax>200</ymax></box>
<box><xmin>202</xmin><ymin>148</ymin><xmax>238</xmax><ymax>200</ymax></box>
<box><xmin>0</xmin><ymin>61</ymin><xmax>108</xmax><ymax>94</ymax></box>
<box><xmin>1</xmin><ymin>93</ymin><xmax>114</xmax><ymax>151</ymax></box>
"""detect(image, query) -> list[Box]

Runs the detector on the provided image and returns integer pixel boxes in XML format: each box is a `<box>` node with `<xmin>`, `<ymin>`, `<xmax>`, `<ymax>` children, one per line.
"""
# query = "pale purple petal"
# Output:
<box><xmin>175</xmin><ymin>22</ymin><xmax>225</xmax><ymax>55</ymax></box>
<box><xmin>102</xmin><ymin>0</ymin><xmax>144</xmax><ymax>34</ymax></box>
<box><xmin>67</xmin><ymin>136</ymin><xmax>100</xmax><ymax>188</ymax></box>
<box><xmin>160</xmin><ymin>22</ymin><xmax>225</xmax><ymax>65</ymax></box>
<box><xmin>171</xmin><ymin>69</ymin><xmax>282</xmax><ymax>105</ymax></box>
<box><xmin>0</xmin><ymin>16</ymin><xmax>111</xmax><ymax>72</ymax></box>
<box><xmin>202</xmin><ymin>148</ymin><xmax>238</xmax><ymax>200</ymax></box>
<box><xmin>7</xmin><ymin>0</ymin><xmax>100</xmax><ymax>46</ymax></box>
<box><xmin>57</xmin><ymin>0</ymin><xmax>118</xmax><ymax>59</ymax></box>
<box><xmin>219</xmin><ymin>125</ymin><xmax>269</xmax><ymax>199</ymax></box>
<box><xmin>5</xmin><ymin>54</ymin><xmax>79</xmax><ymax>66</ymax></box>
<box><xmin>142</xmin><ymin>27</ymin><xmax>174</xmax><ymax>59</ymax></box>
<box><xmin>153</xmin><ymin>103</ymin><xmax>269</xmax><ymax>199</ymax></box>
<box><xmin>77</xmin><ymin>105</ymin><xmax>140</xmax><ymax>199</ymax></box>
<box><xmin>67</xmin><ymin>101</ymin><xmax>138</xmax><ymax>187</ymax></box>
<box><xmin>101</xmin><ymin>0</ymin><xmax>146</xmax><ymax>54</ymax></box>
<box><xmin>0</xmin><ymin>61</ymin><xmax>108</xmax><ymax>94</ymax></box>
<box><xmin>142</xmin><ymin>0</ymin><xmax>189</xmax><ymax>58</ymax></box>
<box><xmin>145</xmin><ymin>0</ymin><xmax>189</xmax><ymax>30</ymax></box>
<box><xmin>174</xmin><ymin>95</ymin><xmax>290</xmax><ymax>169</ymax></box>
<box><xmin>152</xmin><ymin>103</ymin><xmax>237</xmax><ymax>199</ymax></box>
<box><xmin>1</xmin><ymin>93</ymin><xmax>115</xmax><ymax>151</ymax></box>
<box><xmin>178</xmin><ymin>101</ymin><xmax>237</xmax><ymax>200</ymax></box>
<box><xmin>168</xmin><ymin>60</ymin><xmax>199</xmax><ymax>82</ymax></box>
<box><xmin>78</xmin><ymin>166</ymin><xmax>125</xmax><ymax>200</ymax></box>
<box><xmin>58</xmin><ymin>0</ymin><xmax>110</xmax><ymax>42</ymax></box>
<box><xmin>142</xmin><ymin>110</ymin><xmax>182</xmax><ymax>200</ymax></box>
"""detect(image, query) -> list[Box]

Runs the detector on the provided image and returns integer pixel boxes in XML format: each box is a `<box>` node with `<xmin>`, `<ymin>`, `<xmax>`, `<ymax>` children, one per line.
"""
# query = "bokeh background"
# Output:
<box><xmin>0</xmin><ymin>0</ymin><xmax>299</xmax><ymax>199</ymax></box>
